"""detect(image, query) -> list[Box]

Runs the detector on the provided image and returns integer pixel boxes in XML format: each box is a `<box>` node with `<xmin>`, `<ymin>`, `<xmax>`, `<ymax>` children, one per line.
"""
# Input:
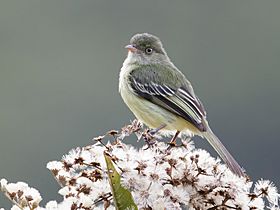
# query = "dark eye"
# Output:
<box><xmin>145</xmin><ymin>47</ymin><xmax>153</xmax><ymax>55</ymax></box>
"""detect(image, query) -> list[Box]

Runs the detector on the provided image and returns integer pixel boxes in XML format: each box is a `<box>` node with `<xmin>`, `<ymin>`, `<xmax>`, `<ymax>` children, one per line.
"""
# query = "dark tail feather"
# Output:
<box><xmin>203</xmin><ymin>127</ymin><xmax>245</xmax><ymax>177</ymax></box>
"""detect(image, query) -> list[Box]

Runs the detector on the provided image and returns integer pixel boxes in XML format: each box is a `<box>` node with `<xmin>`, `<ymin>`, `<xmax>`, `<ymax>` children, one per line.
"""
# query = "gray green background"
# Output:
<box><xmin>1</xmin><ymin>0</ymin><xmax>279</xmax><ymax>208</ymax></box>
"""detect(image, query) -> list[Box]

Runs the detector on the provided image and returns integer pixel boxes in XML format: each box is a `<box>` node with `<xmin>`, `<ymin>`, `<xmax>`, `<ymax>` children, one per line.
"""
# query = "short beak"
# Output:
<box><xmin>125</xmin><ymin>44</ymin><xmax>137</xmax><ymax>53</ymax></box>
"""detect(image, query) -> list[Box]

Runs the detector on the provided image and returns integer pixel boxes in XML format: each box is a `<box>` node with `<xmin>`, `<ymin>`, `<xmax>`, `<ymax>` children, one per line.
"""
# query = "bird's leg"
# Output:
<box><xmin>168</xmin><ymin>130</ymin><xmax>180</xmax><ymax>147</ymax></box>
<box><xmin>148</xmin><ymin>124</ymin><xmax>166</xmax><ymax>136</ymax></box>
<box><xmin>143</xmin><ymin>124</ymin><xmax>166</xmax><ymax>149</ymax></box>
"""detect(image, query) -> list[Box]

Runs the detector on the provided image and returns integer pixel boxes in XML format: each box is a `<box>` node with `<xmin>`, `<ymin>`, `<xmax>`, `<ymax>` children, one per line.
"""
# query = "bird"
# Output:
<box><xmin>119</xmin><ymin>33</ymin><xmax>245</xmax><ymax>177</ymax></box>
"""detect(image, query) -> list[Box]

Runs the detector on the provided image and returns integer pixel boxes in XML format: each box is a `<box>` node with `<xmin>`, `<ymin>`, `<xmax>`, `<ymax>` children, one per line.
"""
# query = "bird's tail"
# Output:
<box><xmin>203</xmin><ymin>127</ymin><xmax>245</xmax><ymax>177</ymax></box>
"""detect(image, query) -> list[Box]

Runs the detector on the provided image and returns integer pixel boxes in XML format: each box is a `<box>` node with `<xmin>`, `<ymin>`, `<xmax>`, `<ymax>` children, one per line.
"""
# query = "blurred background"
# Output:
<box><xmin>0</xmin><ymin>0</ymin><xmax>279</xmax><ymax>208</ymax></box>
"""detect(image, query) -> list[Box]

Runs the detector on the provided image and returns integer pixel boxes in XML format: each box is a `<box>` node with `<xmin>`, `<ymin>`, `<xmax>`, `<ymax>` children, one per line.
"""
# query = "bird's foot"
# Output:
<box><xmin>167</xmin><ymin>130</ymin><xmax>180</xmax><ymax>150</ymax></box>
<box><xmin>148</xmin><ymin>124</ymin><xmax>166</xmax><ymax>136</ymax></box>
<box><xmin>142</xmin><ymin>124</ymin><xmax>166</xmax><ymax>149</ymax></box>
<box><xmin>142</xmin><ymin>129</ymin><xmax>158</xmax><ymax>150</ymax></box>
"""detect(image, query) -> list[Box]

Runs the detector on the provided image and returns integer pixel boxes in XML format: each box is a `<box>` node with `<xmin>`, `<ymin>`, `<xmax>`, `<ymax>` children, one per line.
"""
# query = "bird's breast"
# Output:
<box><xmin>119</xmin><ymin>59</ymin><xmax>200</xmax><ymax>135</ymax></box>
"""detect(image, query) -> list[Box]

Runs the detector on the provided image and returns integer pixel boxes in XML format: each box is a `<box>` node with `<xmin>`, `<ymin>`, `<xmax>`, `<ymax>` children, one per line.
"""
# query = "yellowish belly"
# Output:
<box><xmin>120</xmin><ymin>86</ymin><xmax>199</xmax><ymax>134</ymax></box>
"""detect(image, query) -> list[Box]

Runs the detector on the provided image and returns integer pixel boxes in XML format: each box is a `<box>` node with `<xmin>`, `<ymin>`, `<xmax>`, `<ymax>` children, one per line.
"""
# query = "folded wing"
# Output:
<box><xmin>129</xmin><ymin>66</ymin><xmax>207</xmax><ymax>132</ymax></box>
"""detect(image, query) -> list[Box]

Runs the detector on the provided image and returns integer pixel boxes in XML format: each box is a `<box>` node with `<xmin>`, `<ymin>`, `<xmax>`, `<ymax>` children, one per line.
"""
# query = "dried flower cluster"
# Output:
<box><xmin>0</xmin><ymin>179</ymin><xmax>42</xmax><ymax>210</ymax></box>
<box><xmin>1</xmin><ymin>120</ymin><xmax>279</xmax><ymax>210</ymax></box>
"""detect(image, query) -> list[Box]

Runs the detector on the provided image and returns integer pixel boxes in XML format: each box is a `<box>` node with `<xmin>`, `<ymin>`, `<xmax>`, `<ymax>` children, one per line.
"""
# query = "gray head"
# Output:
<box><xmin>125</xmin><ymin>33</ymin><xmax>169</xmax><ymax>65</ymax></box>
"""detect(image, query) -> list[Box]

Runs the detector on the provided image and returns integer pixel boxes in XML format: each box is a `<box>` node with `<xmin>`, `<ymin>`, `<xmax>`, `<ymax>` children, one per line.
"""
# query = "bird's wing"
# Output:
<box><xmin>129</xmin><ymin>65</ymin><xmax>207</xmax><ymax>132</ymax></box>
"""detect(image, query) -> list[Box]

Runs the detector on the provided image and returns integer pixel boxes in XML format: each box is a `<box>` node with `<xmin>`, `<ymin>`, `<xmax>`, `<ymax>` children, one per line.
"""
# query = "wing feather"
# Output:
<box><xmin>130</xmin><ymin>75</ymin><xmax>207</xmax><ymax>132</ymax></box>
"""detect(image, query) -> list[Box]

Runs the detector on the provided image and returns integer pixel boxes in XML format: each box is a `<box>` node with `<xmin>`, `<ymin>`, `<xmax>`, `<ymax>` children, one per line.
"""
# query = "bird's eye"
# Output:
<box><xmin>145</xmin><ymin>47</ymin><xmax>153</xmax><ymax>55</ymax></box>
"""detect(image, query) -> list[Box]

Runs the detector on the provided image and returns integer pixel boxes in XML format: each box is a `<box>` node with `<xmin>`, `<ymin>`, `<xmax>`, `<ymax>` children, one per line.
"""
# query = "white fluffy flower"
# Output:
<box><xmin>255</xmin><ymin>179</ymin><xmax>279</xmax><ymax>206</ymax></box>
<box><xmin>46</xmin><ymin>161</ymin><xmax>63</xmax><ymax>171</ymax></box>
<box><xmin>58</xmin><ymin>186</ymin><xmax>71</xmax><ymax>196</ymax></box>
<box><xmin>23</xmin><ymin>187</ymin><xmax>42</xmax><ymax>204</ymax></box>
<box><xmin>90</xmin><ymin>179</ymin><xmax>111</xmax><ymax>198</ymax></box>
<box><xmin>76</xmin><ymin>177</ymin><xmax>94</xmax><ymax>188</ymax></box>
<box><xmin>0</xmin><ymin>179</ymin><xmax>8</xmax><ymax>191</ymax></box>
<box><xmin>5</xmin><ymin>181</ymin><xmax>28</xmax><ymax>193</ymax></box>
<box><xmin>79</xmin><ymin>193</ymin><xmax>94</xmax><ymax>208</ymax></box>
<box><xmin>249</xmin><ymin>196</ymin><xmax>265</xmax><ymax>210</ymax></box>
<box><xmin>11</xmin><ymin>206</ymin><xmax>21</xmax><ymax>210</ymax></box>
<box><xmin>166</xmin><ymin>185</ymin><xmax>190</xmax><ymax>205</ymax></box>
<box><xmin>45</xmin><ymin>200</ymin><xmax>58</xmax><ymax>209</ymax></box>
<box><xmin>1</xmin><ymin>123</ymin><xmax>280</xmax><ymax>210</ymax></box>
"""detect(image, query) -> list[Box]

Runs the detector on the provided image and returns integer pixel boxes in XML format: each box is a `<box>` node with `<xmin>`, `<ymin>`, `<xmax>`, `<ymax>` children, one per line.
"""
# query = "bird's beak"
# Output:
<box><xmin>125</xmin><ymin>44</ymin><xmax>137</xmax><ymax>53</ymax></box>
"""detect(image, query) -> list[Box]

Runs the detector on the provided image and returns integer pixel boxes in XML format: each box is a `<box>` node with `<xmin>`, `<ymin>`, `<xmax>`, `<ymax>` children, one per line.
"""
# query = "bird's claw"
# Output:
<box><xmin>142</xmin><ymin>129</ymin><xmax>158</xmax><ymax>149</ymax></box>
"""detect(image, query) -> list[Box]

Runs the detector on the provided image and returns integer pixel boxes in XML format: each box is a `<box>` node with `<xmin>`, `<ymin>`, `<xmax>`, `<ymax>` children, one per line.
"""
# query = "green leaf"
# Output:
<box><xmin>104</xmin><ymin>152</ymin><xmax>138</xmax><ymax>210</ymax></box>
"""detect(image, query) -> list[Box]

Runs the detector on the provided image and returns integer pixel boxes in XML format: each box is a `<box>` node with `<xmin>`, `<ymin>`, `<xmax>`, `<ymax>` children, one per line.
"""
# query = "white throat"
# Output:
<box><xmin>119</xmin><ymin>52</ymin><xmax>137</xmax><ymax>93</ymax></box>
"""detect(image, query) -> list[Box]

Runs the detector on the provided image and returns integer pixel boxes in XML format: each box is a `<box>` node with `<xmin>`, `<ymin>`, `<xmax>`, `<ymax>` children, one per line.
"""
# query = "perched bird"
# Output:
<box><xmin>119</xmin><ymin>33</ymin><xmax>245</xmax><ymax>176</ymax></box>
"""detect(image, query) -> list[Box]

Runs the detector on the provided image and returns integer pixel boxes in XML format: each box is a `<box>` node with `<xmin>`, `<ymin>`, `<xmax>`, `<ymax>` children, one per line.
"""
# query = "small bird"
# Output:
<box><xmin>119</xmin><ymin>33</ymin><xmax>245</xmax><ymax>177</ymax></box>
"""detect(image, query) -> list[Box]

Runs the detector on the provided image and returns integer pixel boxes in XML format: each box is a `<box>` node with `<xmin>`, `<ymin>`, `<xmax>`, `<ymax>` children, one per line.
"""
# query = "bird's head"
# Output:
<box><xmin>125</xmin><ymin>33</ymin><xmax>169</xmax><ymax>65</ymax></box>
